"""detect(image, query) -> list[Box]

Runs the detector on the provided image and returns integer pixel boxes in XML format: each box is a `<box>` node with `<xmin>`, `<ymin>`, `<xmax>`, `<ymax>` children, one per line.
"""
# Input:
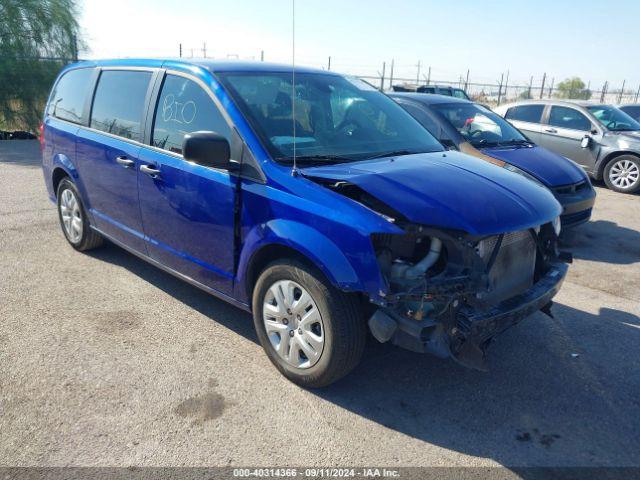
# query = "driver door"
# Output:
<box><xmin>538</xmin><ymin>105</ymin><xmax>598</xmax><ymax>170</ymax></box>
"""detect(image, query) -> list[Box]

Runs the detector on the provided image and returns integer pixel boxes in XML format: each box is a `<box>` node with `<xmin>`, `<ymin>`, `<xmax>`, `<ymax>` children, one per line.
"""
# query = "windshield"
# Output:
<box><xmin>586</xmin><ymin>105</ymin><xmax>640</xmax><ymax>132</ymax></box>
<box><xmin>431</xmin><ymin>102</ymin><xmax>529</xmax><ymax>147</ymax></box>
<box><xmin>217</xmin><ymin>72</ymin><xmax>444</xmax><ymax>164</ymax></box>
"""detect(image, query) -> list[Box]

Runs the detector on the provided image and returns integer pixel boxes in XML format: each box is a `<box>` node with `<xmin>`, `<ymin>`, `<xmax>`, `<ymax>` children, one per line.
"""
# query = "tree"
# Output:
<box><xmin>0</xmin><ymin>0</ymin><xmax>83</xmax><ymax>132</ymax></box>
<box><xmin>556</xmin><ymin>77</ymin><xmax>592</xmax><ymax>100</ymax></box>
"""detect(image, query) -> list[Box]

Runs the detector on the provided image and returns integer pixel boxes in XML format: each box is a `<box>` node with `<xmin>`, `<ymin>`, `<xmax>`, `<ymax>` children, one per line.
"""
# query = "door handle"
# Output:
<box><xmin>544</xmin><ymin>128</ymin><xmax>558</xmax><ymax>133</ymax></box>
<box><xmin>140</xmin><ymin>164</ymin><xmax>161</xmax><ymax>177</ymax></box>
<box><xmin>116</xmin><ymin>156</ymin><xmax>135</xmax><ymax>168</ymax></box>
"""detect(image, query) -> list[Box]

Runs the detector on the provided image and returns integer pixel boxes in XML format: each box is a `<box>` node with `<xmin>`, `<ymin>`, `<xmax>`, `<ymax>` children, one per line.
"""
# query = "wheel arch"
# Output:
<box><xmin>238</xmin><ymin>220</ymin><xmax>366</xmax><ymax>306</ymax></box>
<box><xmin>51</xmin><ymin>167</ymin><xmax>71</xmax><ymax>197</ymax></box>
<box><xmin>597</xmin><ymin>150</ymin><xmax>640</xmax><ymax>179</ymax></box>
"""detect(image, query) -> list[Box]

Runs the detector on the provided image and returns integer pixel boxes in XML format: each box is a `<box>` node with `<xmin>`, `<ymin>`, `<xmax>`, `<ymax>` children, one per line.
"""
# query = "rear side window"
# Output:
<box><xmin>152</xmin><ymin>74</ymin><xmax>231</xmax><ymax>155</ymax></box>
<box><xmin>548</xmin><ymin>106</ymin><xmax>591</xmax><ymax>131</ymax></box>
<box><xmin>47</xmin><ymin>68</ymin><xmax>93</xmax><ymax>124</ymax></box>
<box><xmin>90</xmin><ymin>70</ymin><xmax>152</xmax><ymax>141</ymax></box>
<box><xmin>505</xmin><ymin>104</ymin><xmax>544</xmax><ymax>123</ymax></box>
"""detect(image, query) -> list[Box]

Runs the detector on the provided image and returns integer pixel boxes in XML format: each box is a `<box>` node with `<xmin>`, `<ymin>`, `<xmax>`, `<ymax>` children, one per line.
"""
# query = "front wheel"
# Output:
<box><xmin>603</xmin><ymin>155</ymin><xmax>640</xmax><ymax>193</ymax></box>
<box><xmin>252</xmin><ymin>259</ymin><xmax>366</xmax><ymax>388</ymax></box>
<box><xmin>56</xmin><ymin>178</ymin><xmax>104</xmax><ymax>251</ymax></box>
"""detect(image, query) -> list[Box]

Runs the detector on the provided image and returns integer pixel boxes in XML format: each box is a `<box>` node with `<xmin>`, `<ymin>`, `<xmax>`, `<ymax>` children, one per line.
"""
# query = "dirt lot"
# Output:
<box><xmin>1</xmin><ymin>140</ymin><xmax>639</xmax><ymax>470</ymax></box>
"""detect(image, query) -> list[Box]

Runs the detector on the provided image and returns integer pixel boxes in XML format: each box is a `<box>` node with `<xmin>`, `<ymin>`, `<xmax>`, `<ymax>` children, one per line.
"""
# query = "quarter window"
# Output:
<box><xmin>505</xmin><ymin>104</ymin><xmax>544</xmax><ymax>124</ymax></box>
<box><xmin>47</xmin><ymin>68</ymin><xmax>93</xmax><ymax>124</ymax></box>
<box><xmin>152</xmin><ymin>75</ymin><xmax>231</xmax><ymax>155</ymax></box>
<box><xmin>90</xmin><ymin>70</ymin><xmax>152</xmax><ymax>141</ymax></box>
<box><xmin>548</xmin><ymin>106</ymin><xmax>591</xmax><ymax>131</ymax></box>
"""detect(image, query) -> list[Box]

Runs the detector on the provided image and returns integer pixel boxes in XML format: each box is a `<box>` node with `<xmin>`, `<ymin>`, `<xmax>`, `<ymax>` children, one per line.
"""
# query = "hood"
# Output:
<box><xmin>300</xmin><ymin>151</ymin><xmax>562</xmax><ymax>236</ymax></box>
<box><xmin>605</xmin><ymin>130</ymin><xmax>640</xmax><ymax>147</ymax></box>
<box><xmin>480</xmin><ymin>145</ymin><xmax>586</xmax><ymax>187</ymax></box>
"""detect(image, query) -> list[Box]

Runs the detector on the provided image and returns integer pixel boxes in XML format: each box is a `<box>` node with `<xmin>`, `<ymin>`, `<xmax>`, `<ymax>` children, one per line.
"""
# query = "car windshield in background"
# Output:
<box><xmin>586</xmin><ymin>105</ymin><xmax>640</xmax><ymax>132</ymax></box>
<box><xmin>431</xmin><ymin>103</ymin><xmax>529</xmax><ymax>147</ymax></box>
<box><xmin>217</xmin><ymin>72</ymin><xmax>444</xmax><ymax>164</ymax></box>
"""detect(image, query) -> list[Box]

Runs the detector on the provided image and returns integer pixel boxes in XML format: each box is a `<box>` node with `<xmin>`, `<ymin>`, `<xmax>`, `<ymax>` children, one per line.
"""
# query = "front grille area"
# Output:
<box><xmin>553</xmin><ymin>181</ymin><xmax>588</xmax><ymax>196</ymax></box>
<box><xmin>477</xmin><ymin>230</ymin><xmax>536</xmax><ymax>304</ymax></box>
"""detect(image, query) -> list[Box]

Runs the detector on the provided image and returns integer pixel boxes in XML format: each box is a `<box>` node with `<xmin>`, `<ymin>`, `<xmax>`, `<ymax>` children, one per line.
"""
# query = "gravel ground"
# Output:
<box><xmin>1</xmin><ymin>140</ymin><xmax>639</xmax><ymax>470</ymax></box>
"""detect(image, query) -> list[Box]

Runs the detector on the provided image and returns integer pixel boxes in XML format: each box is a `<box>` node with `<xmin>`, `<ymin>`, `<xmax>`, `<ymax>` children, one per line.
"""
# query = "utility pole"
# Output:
<box><xmin>260</xmin><ymin>50</ymin><xmax>264</xmax><ymax>61</ymax></box>
<box><xmin>504</xmin><ymin>70</ymin><xmax>510</xmax><ymax>102</ymax></box>
<box><xmin>379</xmin><ymin>61</ymin><xmax>386</xmax><ymax>91</ymax></box>
<box><xmin>416</xmin><ymin>60</ymin><xmax>421</xmax><ymax>85</ymax></box>
<box><xmin>426</xmin><ymin>66</ymin><xmax>431</xmax><ymax>85</ymax></box>
<box><xmin>618</xmin><ymin>80</ymin><xmax>626</xmax><ymax>103</ymax></box>
<box><xmin>464</xmin><ymin>69</ymin><xmax>470</xmax><ymax>93</ymax></box>
<box><xmin>497</xmin><ymin>73</ymin><xmax>504</xmax><ymax>106</ymax></box>
<box><xmin>634</xmin><ymin>83</ymin><xmax>640</xmax><ymax>103</ymax></box>
<box><xmin>190</xmin><ymin>48</ymin><xmax>194</xmax><ymax>58</ymax></box>
<box><xmin>327</xmin><ymin>56</ymin><xmax>331</xmax><ymax>70</ymax></box>
<box><xmin>179</xmin><ymin>43</ymin><xmax>182</xmax><ymax>58</ymax></box>
<box><xmin>548</xmin><ymin>77</ymin><xmax>555</xmax><ymax>98</ymax></box>
<box><xmin>600</xmin><ymin>81</ymin><xmax>608</xmax><ymax>103</ymax></box>
<box><xmin>528</xmin><ymin>75</ymin><xmax>533</xmax><ymax>99</ymax></box>
<box><xmin>71</xmin><ymin>33</ymin><xmax>78</xmax><ymax>61</ymax></box>
<box><xmin>389</xmin><ymin>59</ymin><xmax>394</xmax><ymax>89</ymax></box>
<box><xmin>202</xmin><ymin>42</ymin><xmax>207</xmax><ymax>58</ymax></box>
<box><xmin>539</xmin><ymin>73</ymin><xmax>546</xmax><ymax>99</ymax></box>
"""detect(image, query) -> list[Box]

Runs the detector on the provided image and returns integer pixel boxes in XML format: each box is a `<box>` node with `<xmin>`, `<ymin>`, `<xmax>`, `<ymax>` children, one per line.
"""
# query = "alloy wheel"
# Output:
<box><xmin>60</xmin><ymin>188</ymin><xmax>83</xmax><ymax>243</ymax></box>
<box><xmin>609</xmin><ymin>159</ymin><xmax>640</xmax><ymax>190</ymax></box>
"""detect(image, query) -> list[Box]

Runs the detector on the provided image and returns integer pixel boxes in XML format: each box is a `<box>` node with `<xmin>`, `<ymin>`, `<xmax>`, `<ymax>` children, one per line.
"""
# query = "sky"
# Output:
<box><xmin>79</xmin><ymin>0</ymin><xmax>640</xmax><ymax>91</ymax></box>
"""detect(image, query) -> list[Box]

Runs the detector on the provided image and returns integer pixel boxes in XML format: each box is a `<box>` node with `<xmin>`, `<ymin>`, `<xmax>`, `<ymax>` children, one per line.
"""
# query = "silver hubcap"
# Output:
<box><xmin>262</xmin><ymin>280</ymin><xmax>324</xmax><ymax>369</ymax></box>
<box><xmin>610</xmin><ymin>159</ymin><xmax>639</xmax><ymax>189</ymax></box>
<box><xmin>60</xmin><ymin>188</ymin><xmax>83</xmax><ymax>243</ymax></box>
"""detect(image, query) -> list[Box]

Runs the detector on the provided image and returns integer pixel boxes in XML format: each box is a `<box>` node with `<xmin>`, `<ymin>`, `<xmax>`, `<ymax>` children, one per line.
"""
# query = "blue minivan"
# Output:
<box><xmin>42</xmin><ymin>59</ymin><xmax>569</xmax><ymax>387</ymax></box>
<box><xmin>390</xmin><ymin>93</ymin><xmax>596</xmax><ymax>228</ymax></box>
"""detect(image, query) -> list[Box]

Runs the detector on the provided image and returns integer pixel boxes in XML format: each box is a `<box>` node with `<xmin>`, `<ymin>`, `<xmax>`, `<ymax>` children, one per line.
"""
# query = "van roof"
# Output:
<box><xmin>67</xmin><ymin>58</ymin><xmax>338</xmax><ymax>76</ymax></box>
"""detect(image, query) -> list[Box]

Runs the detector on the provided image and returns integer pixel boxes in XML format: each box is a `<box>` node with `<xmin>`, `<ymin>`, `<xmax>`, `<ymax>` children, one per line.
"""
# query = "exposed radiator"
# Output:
<box><xmin>476</xmin><ymin>230</ymin><xmax>536</xmax><ymax>304</ymax></box>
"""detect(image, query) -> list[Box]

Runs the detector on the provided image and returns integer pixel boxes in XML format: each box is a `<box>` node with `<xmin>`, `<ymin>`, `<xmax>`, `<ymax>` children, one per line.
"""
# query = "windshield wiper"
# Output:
<box><xmin>367</xmin><ymin>150</ymin><xmax>421</xmax><ymax>160</ymax></box>
<box><xmin>497</xmin><ymin>139</ymin><xmax>533</xmax><ymax>147</ymax></box>
<box><xmin>276</xmin><ymin>154</ymin><xmax>355</xmax><ymax>165</ymax></box>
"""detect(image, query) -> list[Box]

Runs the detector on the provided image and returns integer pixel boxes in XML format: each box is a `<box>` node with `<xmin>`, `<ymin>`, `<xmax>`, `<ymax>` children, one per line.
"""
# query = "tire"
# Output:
<box><xmin>252</xmin><ymin>259</ymin><xmax>366</xmax><ymax>388</ymax></box>
<box><xmin>603</xmin><ymin>155</ymin><xmax>640</xmax><ymax>194</ymax></box>
<box><xmin>56</xmin><ymin>178</ymin><xmax>104</xmax><ymax>251</ymax></box>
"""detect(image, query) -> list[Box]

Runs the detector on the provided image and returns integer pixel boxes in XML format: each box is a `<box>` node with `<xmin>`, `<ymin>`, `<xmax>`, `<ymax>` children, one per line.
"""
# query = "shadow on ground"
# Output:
<box><xmin>89</xmin><ymin>242</ymin><xmax>640</xmax><ymax>469</ymax></box>
<box><xmin>0</xmin><ymin>140</ymin><xmax>42</xmax><ymax>167</ymax></box>
<box><xmin>562</xmin><ymin>220</ymin><xmax>640</xmax><ymax>265</ymax></box>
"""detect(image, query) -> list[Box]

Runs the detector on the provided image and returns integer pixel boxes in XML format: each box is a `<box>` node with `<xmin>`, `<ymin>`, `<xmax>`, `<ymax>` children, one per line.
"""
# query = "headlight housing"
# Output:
<box><xmin>552</xmin><ymin>216</ymin><xmax>562</xmax><ymax>236</ymax></box>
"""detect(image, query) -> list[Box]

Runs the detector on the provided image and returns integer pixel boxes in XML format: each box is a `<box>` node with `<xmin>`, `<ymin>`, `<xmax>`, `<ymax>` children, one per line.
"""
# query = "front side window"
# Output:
<box><xmin>152</xmin><ymin>75</ymin><xmax>231</xmax><ymax>154</ymax></box>
<box><xmin>505</xmin><ymin>104</ymin><xmax>544</xmax><ymax>124</ymax></box>
<box><xmin>217</xmin><ymin>72</ymin><xmax>443</xmax><ymax>164</ymax></box>
<box><xmin>431</xmin><ymin>102</ymin><xmax>528</xmax><ymax>147</ymax></box>
<box><xmin>47</xmin><ymin>68</ymin><xmax>93</xmax><ymax>124</ymax></box>
<box><xmin>548</xmin><ymin>106</ymin><xmax>591</xmax><ymax>131</ymax></box>
<box><xmin>586</xmin><ymin>105</ymin><xmax>640</xmax><ymax>132</ymax></box>
<box><xmin>90</xmin><ymin>70</ymin><xmax>152</xmax><ymax>141</ymax></box>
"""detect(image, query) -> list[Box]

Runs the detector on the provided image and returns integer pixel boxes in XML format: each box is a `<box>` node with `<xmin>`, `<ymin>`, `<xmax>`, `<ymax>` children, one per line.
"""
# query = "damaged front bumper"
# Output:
<box><xmin>368</xmin><ymin>261</ymin><xmax>568</xmax><ymax>370</ymax></box>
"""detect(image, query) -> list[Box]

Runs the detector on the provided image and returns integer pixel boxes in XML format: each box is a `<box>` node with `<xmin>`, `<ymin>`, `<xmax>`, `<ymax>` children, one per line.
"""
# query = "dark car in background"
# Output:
<box><xmin>618</xmin><ymin>104</ymin><xmax>640</xmax><ymax>123</ymax></box>
<box><xmin>392</xmin><ymin>84</ymin><xmax>470</xmax><ymax>100</ymax></box>
<box><xmin>495</xmin><ymin>100</ymin><xmax>640</xmax><ymax>194</ymax></box>
<box><xmin>390</xmin><ymin>93</ymin><xmax>596</xmax><ymax>228</ymax></box>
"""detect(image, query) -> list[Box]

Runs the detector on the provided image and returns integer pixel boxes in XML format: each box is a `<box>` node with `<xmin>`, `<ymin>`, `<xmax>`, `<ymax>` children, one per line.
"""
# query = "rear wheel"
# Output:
<box><xmin>252</xmin><ymin>259</ymin><xmax>366</xmax><ymax>388</ymax></box>
<box><xmin>56</xmin><ymin>178</ymin><xmax>104</xmax><ymax>251</ymax></box>
<box><xmin>604</xmin><ymin>155</ymin><xmax>640</xmax><ymax>193</ymax></box>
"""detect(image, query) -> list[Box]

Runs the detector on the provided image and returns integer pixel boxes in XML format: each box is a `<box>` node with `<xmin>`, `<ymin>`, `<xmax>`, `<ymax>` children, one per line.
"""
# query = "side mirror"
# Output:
<box><xmin>182</xmin><ymin>131</ymin><xmax>235</xmax><ymax>170</ymax></box>
<box><xmin>580</xmin><ymin>135</ymin><xmax>591</xmax><ymax>149</ymax></box>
